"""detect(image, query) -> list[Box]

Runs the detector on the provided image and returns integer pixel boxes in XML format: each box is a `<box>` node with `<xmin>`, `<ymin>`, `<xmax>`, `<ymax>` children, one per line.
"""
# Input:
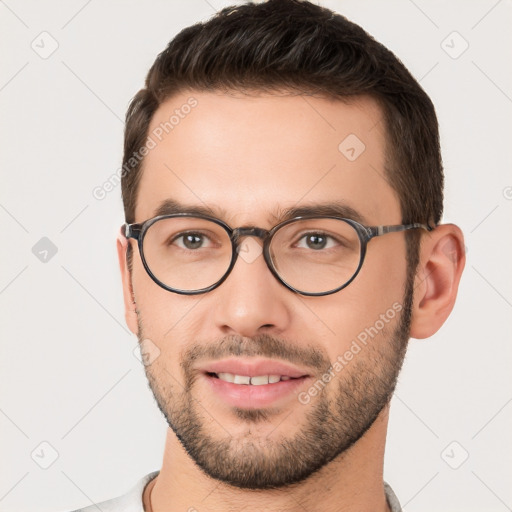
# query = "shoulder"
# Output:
<box><xmin>384</xmin><ymin>481</ymin><xmax>402</xmax><ymax>512</ymax></box>
<box><xmin>66</xmin><ymin>470</ymin><xmax>160</xmax><ymax>512</ymax></box>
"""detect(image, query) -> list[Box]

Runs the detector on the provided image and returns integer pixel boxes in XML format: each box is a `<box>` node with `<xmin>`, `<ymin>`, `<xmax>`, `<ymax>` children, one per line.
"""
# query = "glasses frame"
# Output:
<box><xmin>123</xmin><ymin>213</ymin><xmax>432</xmax><ymax>297</ymax></box>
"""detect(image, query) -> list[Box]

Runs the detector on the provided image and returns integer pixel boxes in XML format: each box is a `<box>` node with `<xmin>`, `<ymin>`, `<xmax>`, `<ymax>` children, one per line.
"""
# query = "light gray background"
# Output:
<box><xmin>1</xmin><ymin>1</ymin><xmax>511</xmax><ymax>511</ymax></box>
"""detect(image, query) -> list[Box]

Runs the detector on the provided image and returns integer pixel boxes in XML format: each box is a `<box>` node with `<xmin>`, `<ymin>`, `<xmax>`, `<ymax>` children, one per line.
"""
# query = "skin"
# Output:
<box><xmin>117</xmin><ymin>90</ymin><xmax>465</xmax><ymax>512</ymax></box>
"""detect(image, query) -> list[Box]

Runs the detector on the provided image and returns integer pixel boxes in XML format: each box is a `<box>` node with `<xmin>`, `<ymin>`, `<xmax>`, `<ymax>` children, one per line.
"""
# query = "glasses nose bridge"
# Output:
<box><xmin>231</xmin><ymin>226</ymin><xmax>270</xmax><ymax>243</ymax></box>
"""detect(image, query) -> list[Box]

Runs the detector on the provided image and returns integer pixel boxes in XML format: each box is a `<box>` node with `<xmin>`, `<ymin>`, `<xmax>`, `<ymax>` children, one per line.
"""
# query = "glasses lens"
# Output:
<box><xmin>269</xmin><ymin>218</ymin><xmax>362</xmax><ymax>294</ymax></box>
<box><xmin>142</xmin><ymin>217</ymin><xmax>232</xmax><ymax>291</ymax></box>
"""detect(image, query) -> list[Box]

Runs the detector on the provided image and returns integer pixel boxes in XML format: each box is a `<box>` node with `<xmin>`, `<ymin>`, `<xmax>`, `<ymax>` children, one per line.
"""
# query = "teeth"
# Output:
<box><xmin>217</xmin><ymin>372</ymin><xmax>235</xmax><ymax>383</ymax></box>
<box><xmin>215</xmin><ymin>373</ymin><xmax>292</xmax><ymax>385</ymax></box>
<box><xmin>250</xmin><ymin>375</ymin><xmax>269</xmax><ymax>385</ymax></box>
<box><xmin>233</xmin><ymin>375</ymin><xmax>251</xmax><ymax>385</ymax></box>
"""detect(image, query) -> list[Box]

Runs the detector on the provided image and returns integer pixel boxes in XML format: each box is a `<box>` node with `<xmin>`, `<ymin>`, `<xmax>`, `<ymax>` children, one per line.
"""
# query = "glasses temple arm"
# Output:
<box><xmin>122</xmin><ymin>223</ymin><xmax>143</xmax><ymax>240</ymax></box>
<box><xmin>366</xmin><ymin>222</ymin><xmax>433</xmax><ymax>239</ymax></box>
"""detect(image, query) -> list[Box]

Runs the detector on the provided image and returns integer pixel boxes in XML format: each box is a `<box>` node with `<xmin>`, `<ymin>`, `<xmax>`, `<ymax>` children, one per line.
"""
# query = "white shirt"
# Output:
<box><xmin>68</xmin><ymin>471</ymin><xmax>402</xmax><ymax>511</ymax></box>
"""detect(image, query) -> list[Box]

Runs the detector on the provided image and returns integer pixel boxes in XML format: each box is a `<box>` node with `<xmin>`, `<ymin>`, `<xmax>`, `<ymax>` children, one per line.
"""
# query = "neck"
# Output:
<box><xmin>146</xmin><ymin>407</ymin><xmax>391</xmax><ymax>512</ymax></box>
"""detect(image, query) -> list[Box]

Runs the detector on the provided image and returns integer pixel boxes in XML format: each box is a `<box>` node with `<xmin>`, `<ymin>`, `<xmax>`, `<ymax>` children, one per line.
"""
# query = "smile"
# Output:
<box><xmin>208</xmin><ymin>372</ymin><xmax>299</xmax><ymax>385</ymax></box>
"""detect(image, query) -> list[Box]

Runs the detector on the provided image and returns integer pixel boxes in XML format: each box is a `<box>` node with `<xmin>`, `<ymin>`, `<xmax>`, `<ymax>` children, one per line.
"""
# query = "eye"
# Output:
<box><xmin>172</xmin><ymin>232</ymin><xmax>213</xmax><ymax>250</ymax></box>
<box><xmin>295</xmin><ymin>233</ymin><xmax>338</xmax><ymax>250</ymax></box>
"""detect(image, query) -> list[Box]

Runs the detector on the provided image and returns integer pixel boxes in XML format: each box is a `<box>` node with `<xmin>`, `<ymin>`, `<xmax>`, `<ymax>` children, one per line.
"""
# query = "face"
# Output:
<box><xmin>124</xmin><ymin>90</ymin><xmax>414</xmax><ymax>489</ymax></box>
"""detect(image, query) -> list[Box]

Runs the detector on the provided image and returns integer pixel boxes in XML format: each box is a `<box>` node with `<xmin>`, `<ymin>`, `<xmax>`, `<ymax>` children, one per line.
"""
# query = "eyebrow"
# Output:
<box><xmin>152</xmin><ymin>198</ymin><xmax>368</xmax><ymax>226</ymax></box>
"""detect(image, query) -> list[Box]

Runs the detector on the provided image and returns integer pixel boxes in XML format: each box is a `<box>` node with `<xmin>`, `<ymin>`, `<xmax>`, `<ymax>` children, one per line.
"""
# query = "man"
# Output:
<box><xmin>72</xmin><ymin>0</ymin><xmax>465</xmax><ymax>510</ymax></box>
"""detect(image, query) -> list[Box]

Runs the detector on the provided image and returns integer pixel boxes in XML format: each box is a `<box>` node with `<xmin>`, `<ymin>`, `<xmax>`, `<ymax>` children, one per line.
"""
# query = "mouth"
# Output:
<box><xmin>199</xmin><ymin>358</ymin><xmax>312</xmax><ymax>409</ymax></box>
<box><xmin>205</xmin><ymin>372</ymin><xmax>304</xmax><ymax>385</ymax></box>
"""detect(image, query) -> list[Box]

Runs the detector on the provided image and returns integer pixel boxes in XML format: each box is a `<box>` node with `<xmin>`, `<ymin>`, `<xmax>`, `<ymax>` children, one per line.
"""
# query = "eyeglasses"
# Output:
<box><xmin>122</xmin><ymin>214</ymin><xmax>432</xmax><ymax>297</ymax></box>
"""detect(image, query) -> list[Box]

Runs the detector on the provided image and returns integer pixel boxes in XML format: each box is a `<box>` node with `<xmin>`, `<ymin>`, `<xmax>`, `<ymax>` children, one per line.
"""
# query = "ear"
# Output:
<box><xmin>409</xmin><ymin>224</ymin><xmax>466</xmax><ymax>339</ymax></box>
<box><xmin>117</xmin><ymin>228</ymin><xmax>139</xmax><ymax>336</ymax></box>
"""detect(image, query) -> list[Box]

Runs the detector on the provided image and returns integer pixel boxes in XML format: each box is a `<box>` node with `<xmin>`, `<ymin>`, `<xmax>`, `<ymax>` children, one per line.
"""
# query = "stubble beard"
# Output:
<box><xmin>137</xmin><ymin>279</ymin><xmax>413</xmax><ymax>490</ymax></box>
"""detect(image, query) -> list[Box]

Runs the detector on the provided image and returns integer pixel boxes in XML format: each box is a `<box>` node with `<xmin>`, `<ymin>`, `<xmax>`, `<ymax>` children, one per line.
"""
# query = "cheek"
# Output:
<box><xmin>131</xmin><ymin>259</ymin><xmax>203</xmax><ymax>345</ymax></box>
<box><xmin>301</xmin><ymin>240</ymin><xmax>408</xmax><ymax>359</ymax></box>
<box><xmin>359</xmin><ymin>236</ymin><xmax>409</xmax><ymax>304</ymax></box>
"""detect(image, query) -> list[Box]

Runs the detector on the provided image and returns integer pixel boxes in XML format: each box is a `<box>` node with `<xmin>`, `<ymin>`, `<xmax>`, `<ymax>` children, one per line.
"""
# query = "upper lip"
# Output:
<box><xmin>200</xmin><ymin>358</ymin><xmax>311</xmax><ymax>378</ymax></box>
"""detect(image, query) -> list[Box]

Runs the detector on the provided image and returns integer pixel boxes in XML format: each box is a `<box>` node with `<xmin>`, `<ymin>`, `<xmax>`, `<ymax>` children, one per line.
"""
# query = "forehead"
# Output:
<box><xmin>135</xmin><ymin>90</ymin><xmax>400</xmax><ymax>226</ymax></box>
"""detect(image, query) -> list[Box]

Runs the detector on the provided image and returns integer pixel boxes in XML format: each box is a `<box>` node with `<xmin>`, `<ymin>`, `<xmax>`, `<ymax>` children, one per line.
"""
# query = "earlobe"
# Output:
<box><xmin>116</xmin><ymin>231</ymin><xmax>139</xmax><ymax>336</ymax></box>
<box><xmin>409</xmin><ymin>224</ymin><xmax>466</xmax><ymax>339</ymax></box>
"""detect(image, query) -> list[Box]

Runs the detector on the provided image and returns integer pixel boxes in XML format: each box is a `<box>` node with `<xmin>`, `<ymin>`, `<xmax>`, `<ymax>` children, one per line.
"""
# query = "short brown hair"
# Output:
<box><xmin>122</xmin><ymin>0</ymin><xmax>443</xmax><ymax>270</ymax></box>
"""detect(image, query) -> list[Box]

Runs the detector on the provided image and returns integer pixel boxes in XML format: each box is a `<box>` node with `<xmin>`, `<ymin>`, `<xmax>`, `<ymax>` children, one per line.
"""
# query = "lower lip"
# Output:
<box><xmin>203</xmin><ymin>373</ymin><xmax>310</xmax><ymax>408</ymax></box>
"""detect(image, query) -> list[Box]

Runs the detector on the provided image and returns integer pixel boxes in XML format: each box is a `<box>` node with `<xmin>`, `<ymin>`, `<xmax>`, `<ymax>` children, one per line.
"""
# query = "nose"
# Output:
<box><xmin>212</xmin><ymin>235</ymin><xmax>292</xmax><ymax>338</ymax></box>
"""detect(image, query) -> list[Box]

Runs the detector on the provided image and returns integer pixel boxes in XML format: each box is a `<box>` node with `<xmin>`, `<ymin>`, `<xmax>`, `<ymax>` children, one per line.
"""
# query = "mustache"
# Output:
<box><xmin>181</xmin><ymin>333</ymin><xmax>330</xmax><ymax>374</ymax></box>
